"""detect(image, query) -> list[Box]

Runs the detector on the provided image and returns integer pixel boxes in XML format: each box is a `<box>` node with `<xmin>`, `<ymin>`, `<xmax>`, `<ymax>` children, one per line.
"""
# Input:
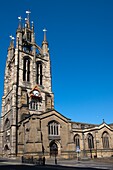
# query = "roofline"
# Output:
<box><xmin>18</xmin><ymin>109</ymin><xmax>71</xmax><ymax>124</ymax></box>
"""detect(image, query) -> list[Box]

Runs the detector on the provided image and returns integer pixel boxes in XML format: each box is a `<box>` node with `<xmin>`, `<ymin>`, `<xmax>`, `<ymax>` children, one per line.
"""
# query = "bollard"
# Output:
<box><xmin>55</xmin><ymin>158</ymin><xmax>57</xmax><ymax>164</ymax></box>
<box><xmin>43</xmin><ymin>157</ymin><xmax>45</xmax><ymax>165</ymax></box>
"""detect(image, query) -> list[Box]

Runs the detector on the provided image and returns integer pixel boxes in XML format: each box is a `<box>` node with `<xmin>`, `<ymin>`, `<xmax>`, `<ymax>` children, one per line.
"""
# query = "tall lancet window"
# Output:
<box><xmin>102</xmin><ymin>131</ymin><xmax>109</xmax><ymax>149</ymax></box>
<box><xmin>23</xmin><ymin>57</ymin><xmax>30</xmax><ymax>81</ymax></box>
<box><xmin>36</xmin><ymin>61</ymin><xmax>43</xmax><ymax>85</ymax></box>
<box><xmin>88</xmin><ymin>133</ymin><xmax>94</xmax><ymax>149</ymax></box>
<box><xmin>74</xmin><ymin>134</ymin><xmax>80</xmax><ymax>149</ymax></box>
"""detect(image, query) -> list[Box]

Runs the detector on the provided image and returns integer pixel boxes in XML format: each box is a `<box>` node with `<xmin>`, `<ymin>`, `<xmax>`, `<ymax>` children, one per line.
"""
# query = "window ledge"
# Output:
<box><xmin>48</xmin><ymin>135</ymin><xmax>61</xmax><ymax>140</ymax></box>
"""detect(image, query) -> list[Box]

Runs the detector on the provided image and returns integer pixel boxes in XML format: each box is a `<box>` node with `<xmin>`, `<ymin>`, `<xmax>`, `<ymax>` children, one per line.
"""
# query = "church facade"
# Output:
<box><xmin>0</xmin><ymin>12</ymin><xmax>113</xmax><ymax>159</ymax></box>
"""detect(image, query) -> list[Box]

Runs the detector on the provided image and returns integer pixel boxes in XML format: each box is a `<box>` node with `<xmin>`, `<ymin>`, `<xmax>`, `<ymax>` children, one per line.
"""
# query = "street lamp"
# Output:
<box><xmin>81</xmin><ymin>124</ymin><xmax>86</xmax><ymax>158</ymax></box>
<box><xmin>95</xmin><ymin>131</ymin><xmax>98</xmax><ymax>158</ymax></box>
<box><xmin>76</xmin><ymin>146</ymin><xmax>81</xmax><ymax>161</ymax></box>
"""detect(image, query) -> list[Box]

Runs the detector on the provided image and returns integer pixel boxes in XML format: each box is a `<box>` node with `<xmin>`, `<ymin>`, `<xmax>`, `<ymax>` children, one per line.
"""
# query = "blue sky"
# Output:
<box><xmin>0</xmin><ymin>0</ymin><xmax>113</xmax><ymax>124</ymax></box>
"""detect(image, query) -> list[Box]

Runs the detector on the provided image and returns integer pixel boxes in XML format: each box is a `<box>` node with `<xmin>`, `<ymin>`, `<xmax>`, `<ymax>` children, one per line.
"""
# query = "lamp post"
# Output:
<box><xmin>81</xmin><ymin>125</ymin><xmax>86</xmax><ymax>158</ymax></box>
<box><xmin>95</xmin><ymin>131</ymin><xmax>98</xmax><ymax>158</ymax></box>
<box><xmin>54</xmin><ymin>145</ymin><xmax>57</xmax><ymax>165</ymax></box>
<box><xmin>76</xmin><ymin>146</ymin><xmax>81</xmax><ymax>161</ymax></box>
<box><xmin>90</xmin><ymin>147</ymin><xmax>92</xmax><ymax>158</ymax></box>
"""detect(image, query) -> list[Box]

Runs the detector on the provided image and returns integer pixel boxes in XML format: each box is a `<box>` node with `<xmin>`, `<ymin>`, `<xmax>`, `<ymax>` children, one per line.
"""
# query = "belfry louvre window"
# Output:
<box><xmin>74</xmin><ymin>134</ymin><xmax>80</xmax><ymax>149</ymax></box>
<box><xmin>88</xmin><ymin>133</ymin><xmax>94</xmax><ymax>149</ymax></box>
<box><xmin>102</xmin><ymin>132</ymin><xmax>109</xmax><ymax>149</ymax></box>
<box><xmin>29</xmin><ymin>101</ymin><xmax>38</xmax><ymax>110</ymax></box>
<box><xmin>23</xmin><ymin>57</ymin><xmax>30</xmax><ymax>81</ymax></box>
<box><xmin>36</xmin><ymin>61</ymin><xmax>43</xmax><ymax>85</ymax></box>
<box><xmin>48</xmin><ymin>121</ymin><xmax>60</xmax><ymax>136</ymax></box>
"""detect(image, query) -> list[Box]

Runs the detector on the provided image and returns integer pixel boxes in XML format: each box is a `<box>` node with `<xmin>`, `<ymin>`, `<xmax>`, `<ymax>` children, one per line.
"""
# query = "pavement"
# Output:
<box><xmin>0</xmin><ymin>157</ymin><xmax>113</xmax><ymax>170</ymax></box>
<box><xmin>46</xmin><ymin>158</ymin><xmax>113</xmax><ymax>170</ymax></box>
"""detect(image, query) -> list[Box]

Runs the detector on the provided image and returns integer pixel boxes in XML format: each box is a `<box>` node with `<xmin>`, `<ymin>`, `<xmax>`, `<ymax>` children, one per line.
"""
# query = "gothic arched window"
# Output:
<box><xmin>48</xmin><ymin>121</ymin><xmax>60</xmax><ymax>136</ymax></box>
<box><xmin>88</xmin><ymin>133</ymin><xmax>94</xmax><ymax>149</ymax></box>
<box><xmin>102</xmin><ymin>131</ymin><xmax>109</xmax><ymax>149</ymax></box>
<box><xmin>23</xmin><ymin>57</ymin><xmax>30</xmax><ymax>82</ymax></box>
<box><xmin>36</xmin><ymin>61</ymin><xmax>43</xmax><ymax>85</ymax></box>
<box><xmin>7</xmin><ymin>98</ymin><xmax>10</xmax><ymax>111</ymax></box>
<box><xmin>74</xmin><ymin>134</ymin><xmax>80</xmax><ymax>149</ymax></box>
<box><xmin>4</xmin><ymin>118</ymin><xmax>10</xmax><ymax>130</ymax></box>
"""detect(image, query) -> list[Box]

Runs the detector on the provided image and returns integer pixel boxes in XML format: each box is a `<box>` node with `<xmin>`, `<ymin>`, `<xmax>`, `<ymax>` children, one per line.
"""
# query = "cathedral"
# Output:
<box><xmin>0</xmin><ymin>11</ymin><xmax>113</xmax><ymax>159</ymax></box>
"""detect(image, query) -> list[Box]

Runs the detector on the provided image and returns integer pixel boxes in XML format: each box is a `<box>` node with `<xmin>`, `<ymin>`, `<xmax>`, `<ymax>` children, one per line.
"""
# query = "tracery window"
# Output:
<box><xmin>36</xmin><ymin>61</ymin><xmax>43</xmax><ymax>85</ymax></box>
<box><xmin>23</xmin><ymin>57</ymin><xmax>30</xmax><ymax>81</ymax></box>
<box><xmin>88</xmin><ymin>133</ymin><xmax>94</xmax><ymax>149</ymax></box>
<box><xmin>4</xmin><ymin>118</ymin><xmax>10</xmax><ymax>143</ymax></box>
<box><xmin>7</xmin><ymin>98</ymin><xmax>10</xmax><ymax>111</ymax></box>
<box><xmin>102</xmin><ymin>131</ymin><xmax>109</xmax><ymax>149</ymax></box>
<box><xmin>48</xmin><ymin>121</ymin><xmax>60</xmax><ymax>136</ymax></box>
<box><xmin>74</xmin><ymin>134</ymin><xmax>80</xmax><ymax>149</ymax></box>
<box><xmin>4</xmin><ymin>118</ymin><xmax>10</xmax><ymax>129</ymax></box>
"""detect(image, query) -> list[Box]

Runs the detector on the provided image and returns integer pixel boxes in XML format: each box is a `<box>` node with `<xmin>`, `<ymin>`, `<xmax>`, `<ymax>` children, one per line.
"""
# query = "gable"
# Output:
<box><xmin>39</xmin><ymin>109</ymin><xmax>71</xmax><ymax>123</ymax></box>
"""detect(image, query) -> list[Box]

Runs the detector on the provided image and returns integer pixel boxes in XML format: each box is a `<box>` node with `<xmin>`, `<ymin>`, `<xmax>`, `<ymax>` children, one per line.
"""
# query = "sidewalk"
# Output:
<box><xmin>46</xmin><ymin>157</ymin><xmax>113</xmax><ymax>169</ymax></box>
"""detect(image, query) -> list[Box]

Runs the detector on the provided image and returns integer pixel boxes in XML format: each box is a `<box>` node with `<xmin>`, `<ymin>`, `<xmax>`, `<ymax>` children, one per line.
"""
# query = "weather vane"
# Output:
<box><xmin>43</xmin><ymin>28</ymin><xmax>47</xmax><ymax>32</ymax></box>
<box><xmin>26</xmin><ymin>10</ymin><xmax>31</xmax><ymax>20</ymax></box>
<box><xmin>18</xmin><ymin>16</ymin><xmax>22</xmax><ymax>28</ymax></box>
<box><xmin>18</xmin><ymin>16</ymin><xmax>22</xmax><ymax>21</ymax></box>
<box><xmin>26</xmin><ymin>10</ymin><xmax>31</xmax><ymax>14</ymax></box>
<box><xmin>9</xmin><ymin>35</ymin><xmax>15</xmax><ymax>41</ymax></box>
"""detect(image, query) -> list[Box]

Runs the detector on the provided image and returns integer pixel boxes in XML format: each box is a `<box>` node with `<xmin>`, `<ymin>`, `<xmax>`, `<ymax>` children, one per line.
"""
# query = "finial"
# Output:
<box><xmin>18</xmin><ymin>16</ymin><xmax>22</xmax><ymax>21</ymax></box>
<box><xmin>25</xmin><ymin>18</ymin><xmax>28</xmax><ymax>27</ymax></box>
<box><xmin>26</xmin><ymin>10</ymin><xmax>31</xmax><ymax>17</ymax></box>
<box><xmin>18</xmin><ymin>16</ymin><xmax>22</xmax><ymax>29</ymax></box>
<box><xmin>9</xmin><ymin>35</ymin><xmax>15</xmax><ymax>41</ymax></box>
<box><xmin>9</xmin><ymin>35</ymin><xmax>15</xmax><ymax>48</ymax></box>
<box><xmin>43</xmin><ymin>28</ymin><xmax>47</xmax><ymax>41</ymax></box>
<box><xmin>31</xmin><ymin>21</ymin><xmax>34</xmax><ymax>30</ymax></box>
<box><xmin>103</xmin><ymin>119</ymin><xmax>105</xmax><ymax>123</ymax></box>
<box><xmin>26</xmin><ymin>10</ymin><xmax>31</xmax><ymax>28</ymax></box>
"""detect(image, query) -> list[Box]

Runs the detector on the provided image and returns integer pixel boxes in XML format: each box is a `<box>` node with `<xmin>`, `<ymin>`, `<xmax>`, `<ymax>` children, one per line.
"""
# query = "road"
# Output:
<box><xmin>0</xmin><ymin>158</ymin><xmax>113</xmax><ymax>170</ymax></box>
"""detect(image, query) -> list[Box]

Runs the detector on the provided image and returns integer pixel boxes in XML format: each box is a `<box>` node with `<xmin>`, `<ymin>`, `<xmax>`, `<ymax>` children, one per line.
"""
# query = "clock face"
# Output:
<box><xmin>33</xmin><ymin>90</ymin><xmax>39</xmax><ymax>96</ymax></box>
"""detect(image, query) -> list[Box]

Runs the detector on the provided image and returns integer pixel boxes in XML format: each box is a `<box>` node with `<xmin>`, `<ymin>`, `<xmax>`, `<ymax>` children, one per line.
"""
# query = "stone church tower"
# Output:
<box><xmin>1</xmin><ymin>11</ymin><xmax>113</xmax><ymax>159</ymax></box>
<box><xmin>0</xmin><ymin>11</ymin><xmax>54</xmax><ymax>157</ymax></box>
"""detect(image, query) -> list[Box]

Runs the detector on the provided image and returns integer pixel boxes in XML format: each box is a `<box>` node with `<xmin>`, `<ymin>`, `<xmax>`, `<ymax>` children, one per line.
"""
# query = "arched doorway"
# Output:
<box><xmin>4</xmin><ymin>144</ymin><xmax>10</xmax><ymax>157</ymax></box>
<box><xmin>4</xmin><ymin>144</ymin><xmax>10</xmax><ymax>151</ymax></box>
<box><xmin>50</xmin><ymin>141</ymin><xmax>58</xmax><ymax>157</ymax></box>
